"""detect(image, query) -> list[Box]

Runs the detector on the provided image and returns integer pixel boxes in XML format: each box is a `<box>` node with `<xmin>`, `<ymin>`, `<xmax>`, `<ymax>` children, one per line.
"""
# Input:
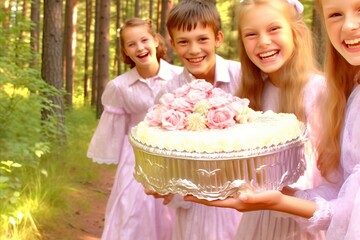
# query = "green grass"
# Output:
<box><xmin>0</xmin><ymin>105</ymin><xmax>101</xmax><ymax>240</ymax></box>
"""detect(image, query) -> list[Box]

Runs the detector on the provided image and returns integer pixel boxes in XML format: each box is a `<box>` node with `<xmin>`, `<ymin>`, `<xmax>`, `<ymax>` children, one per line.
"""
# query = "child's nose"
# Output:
<box><xmin>343</xmin><ymin>15</ymin><xmax>360</xmax><ymax>32</ymax></box>
<box><xmin>137</xmin><ymin>43</ymin><xmax>145</xmax><ymax>51</ymax></box>
<box><xmin>258</xmin><ymin>34</ymin><xmax>271</xmax><ymax>47</ymax></box>
<box><xmin>189</xmin><ymin>42</ymin><xmax>201</xmax><ymax>54</ymax></box>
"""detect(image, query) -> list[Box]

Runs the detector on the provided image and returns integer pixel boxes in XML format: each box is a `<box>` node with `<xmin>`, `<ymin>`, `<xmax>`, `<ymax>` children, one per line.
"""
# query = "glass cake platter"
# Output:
<box><xmin>130</xmin><ymin>128</ymin><xmax>307</xmax><ymax>201</ymax></box>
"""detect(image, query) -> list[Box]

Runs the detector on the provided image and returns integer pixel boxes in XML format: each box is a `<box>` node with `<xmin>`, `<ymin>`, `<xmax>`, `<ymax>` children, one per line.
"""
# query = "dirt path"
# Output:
<box><xmin>72</xmin><ymin>164</ymin><xmax>116</xmax><ymax>240</ymax></box>
<box><xmin>42</xmin><ymin>164</ymin><xmax>117</xmax><ymax>240</ymax></box>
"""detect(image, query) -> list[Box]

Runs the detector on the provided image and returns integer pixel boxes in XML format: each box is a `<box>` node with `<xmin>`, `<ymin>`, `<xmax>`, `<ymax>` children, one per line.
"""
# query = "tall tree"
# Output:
<box><xmin>91</xmin><ymin>0</ymin><xmax>100</xmax><ymax>106</ymax></box>
<box><xmin>134</xmin><ymin>0</ymin><xmax>140</xmax><ymax>17</ymax></box>
<box><xmin>30</xmin><ymin>0</ymin><xmax>40</xmax><ymax>68</ymax></box>
<box><xmin>64</xmin><ymin>0</ymin><xmax>77</xmax><ymax>107</ymax></box>
<box><xmin>2</xmin><ymin>0</ymin><xmax>10</xmax><ymax>29</ymax></box>
<box><xmin>312</xmin><ymin>2</ymin><xmax>325</xmax><ymax>67</ymax></box>
<box><xmin>96</xmin><ymin>0</ymin><xmax>110</xmax><ymax>118</ymax></box>
<box><xmin>160</xmin><ymin>0</ymin><xmax>174</xmax><ymax>62</ymax></box>
<box><xmin>83</xmin><ymin>0</ymin><xmax>92</xmax><ymax>99</ymax></box>
<box><xmin>114</xmin><ymin>0</ymin><xmax>122</xmax><ymax>76</ymax></box>
<box><xmin>149</xmin><ymin>0</ymin><xmax>154</xmax><ymax>20</ymax></box>
<box><xmin>41</xmin><ymin>0</ymin><xmax>65</xmax><ymax>140</ymax></box>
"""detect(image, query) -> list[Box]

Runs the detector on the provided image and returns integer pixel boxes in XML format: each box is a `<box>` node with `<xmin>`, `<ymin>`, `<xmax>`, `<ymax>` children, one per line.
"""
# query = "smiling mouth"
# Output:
<box><xmin>187</xmin><ymin>56</ymin><xmax>205</xmax><ymax>63</ymax></box>
<box><xmin>259</xmin><ymin>50</ymin><xmax>279</xmax><ymax>60</ymax></box>
<box><xmin>344</xmin><ymin>38</ymin><xmax>360</xmax><ymax>49</ymax></box>
<box><xmin>137</xmin><ymin>52</ymin><xmax>149</xmax><ymax>58</ymax></box>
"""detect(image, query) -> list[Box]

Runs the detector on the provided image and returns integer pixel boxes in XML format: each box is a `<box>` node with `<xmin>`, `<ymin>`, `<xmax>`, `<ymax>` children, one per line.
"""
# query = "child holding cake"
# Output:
<box><xmin>145</xmin><ymin>0</ymin><xmax>243</xmax><ymax>239</ymax></box>
<box><xmin>187</xmin><ymin>0</ymin><xmax>360</xmax><ymax>238</ymax></box>
<box><xmin>87</xmin><ymin>18</ymin><xmax>182</xmax><ymax>240</ymax></box>
<box><xmin>191</xmin><ymin>0</ymin><xmax>360</xmax><ymax>237</ymax></box>
<box><xmin>185</xmin><ymin>0</ymin><xmax>337</xmax><ymax>239</ymax></box>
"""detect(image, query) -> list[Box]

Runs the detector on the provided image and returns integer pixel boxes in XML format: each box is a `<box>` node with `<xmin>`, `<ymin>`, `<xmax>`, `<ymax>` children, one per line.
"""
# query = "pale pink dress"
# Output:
<box><xmin>236</xmin><ymin>74</ymin><xmax>331</xmax><ymax>240</ymax></box>
<box><xmin>87</xmin><ymin>59</ymin><xmax>183</xmax><ymax>240</ymax></box>
<box><xmin>301</xmin><ymin>83</ymin><xmax>360</xmax><ymax>239</ymax></box>
<box><xmin>161</xmin><ymin>55</ymin><xmax>243</xmax><ymax>240</ymax></box>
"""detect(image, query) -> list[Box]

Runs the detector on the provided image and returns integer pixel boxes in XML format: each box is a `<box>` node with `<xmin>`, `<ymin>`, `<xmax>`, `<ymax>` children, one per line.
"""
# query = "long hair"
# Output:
<box><xmin>315</xmin><ymin>0</ymin><xmax>360</xmax><ymax>178</ymax></box>
<box><xmin>236</xmin><ymin>0</ymin><xmax>320</xmax><ymax>123</ymax></box>
<box><xmin>120</xmin><ymin>18</ymin><xmax>168</xmax><ymax>68</ymax></box>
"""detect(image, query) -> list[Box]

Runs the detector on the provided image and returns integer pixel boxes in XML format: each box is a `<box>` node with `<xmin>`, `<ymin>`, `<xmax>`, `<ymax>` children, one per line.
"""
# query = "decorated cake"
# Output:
<box><xmin>130</xmin><ymin>80</ymin><xmax>306</xmax><ymax>200</ymax></box>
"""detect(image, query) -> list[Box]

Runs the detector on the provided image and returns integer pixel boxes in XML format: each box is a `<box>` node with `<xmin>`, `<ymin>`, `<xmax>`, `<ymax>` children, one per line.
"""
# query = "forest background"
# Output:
<box><xmin>0</xmin><ymin>0</ymin><xmax>323</xmax><ymax>239</ymax></box>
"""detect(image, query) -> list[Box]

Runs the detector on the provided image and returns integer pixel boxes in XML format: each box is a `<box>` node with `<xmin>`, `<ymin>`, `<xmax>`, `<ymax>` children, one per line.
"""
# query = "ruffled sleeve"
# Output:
<box><xmin>324</xmin><ymin>166</ymin><xmax>360</xmax><ymax>239</ymax></box>
<box><xmin>296</xmin><ymin>85</ymin><xmax>360</xmax><ymax>238</ymax></box>
<box><xmin>87</xmin><ymin>80</ymin><xmax>128</xmax><ymax>164</ymax></box>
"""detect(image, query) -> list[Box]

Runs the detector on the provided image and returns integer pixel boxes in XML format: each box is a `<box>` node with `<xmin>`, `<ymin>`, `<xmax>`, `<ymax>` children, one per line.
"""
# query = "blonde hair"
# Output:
<box><xmin>236</xmin><ymin>0</ymin><xmax>319</xmax><ymax>123</ymax></box>
<box><xmin>120</xmin><ymin>18</ymin><xmax>168</xmax><ymax>68</ymax></box>
<box><xmin>166</xmin><ymin>0</ymin><xmax>222</xmax><ymax>39</ymax></box>
<box><xmin>315</xmin><ymin>0</ymin><xmax>360</xmax><ymax>178</ymax></box>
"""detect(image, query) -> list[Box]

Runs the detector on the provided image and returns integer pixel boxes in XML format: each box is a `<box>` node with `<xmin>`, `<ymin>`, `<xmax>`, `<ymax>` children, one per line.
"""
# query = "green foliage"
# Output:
<box><xmin>0</xmin><ymin>105</ymin><xmax>101</xmax><ymax>239</ymax></box>
<box><xmin>0</xmin><ymin>161</ymin><xmax>22</xmax><ymax>213</ymax></box>
<box><xmin>0</xmin><ymin>6</ymin><xmax>65</xmax><ymax>239</ymax></box>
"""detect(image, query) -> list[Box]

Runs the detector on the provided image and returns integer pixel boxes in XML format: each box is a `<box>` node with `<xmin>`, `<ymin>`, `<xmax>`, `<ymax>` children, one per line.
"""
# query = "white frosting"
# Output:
<box><xmin>132</xmin><ymin>111</ymin><xmax>304</xmax><ymax>153</ymax></box>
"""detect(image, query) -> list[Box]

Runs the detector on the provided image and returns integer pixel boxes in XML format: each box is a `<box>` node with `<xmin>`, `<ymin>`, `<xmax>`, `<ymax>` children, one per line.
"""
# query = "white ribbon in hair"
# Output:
<box><xmin>288</xmin><ymin>0</ymin><xmax>304</xmax><ymax>14</ymax></box>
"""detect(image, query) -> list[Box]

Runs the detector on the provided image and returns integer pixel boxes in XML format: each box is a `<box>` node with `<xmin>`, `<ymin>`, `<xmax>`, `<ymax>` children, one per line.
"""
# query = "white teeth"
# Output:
<box><xmin>259</xmin><ymin>50</ymin><xmax>277</xmax><ymax>58</ymax></box>
<box><xmin>138</xmin><ymin>52</ymin><xmax>148</xmax><ymax>57</ymax></box>
<box><xmin>344</xmin><ymin>38</ymin><xmax>360</xmax><ymax>45</ymax></box>
<box><xmin>344</xmin><ymin>38</ymin><xmax>360</xmax><ymax>49</ymax></box>
<box><xmin>188</xmin><ymin>57</ymin><xmax>204</xmax><ymax>63</ymax></box>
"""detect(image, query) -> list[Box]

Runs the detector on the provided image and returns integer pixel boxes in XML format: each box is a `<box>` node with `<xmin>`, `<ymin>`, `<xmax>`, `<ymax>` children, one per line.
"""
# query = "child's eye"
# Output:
<box><xmin>199</xmin><ymin>37</ymin><xmax>209</xmax><ymax>42</ymax></box>
<box><xmin>270</xmin><ymin>26</ymin><xmax>280</xmax><ymax>32</ymax></box>
<box><xmin>243</xmin><ymin>33</ymin><xmax>256</xmax><ymax>38</ymax></box>
<box><xmin>177</xmin><ymin>40</ymin><xmax>187</xmax><ymax>45</ymax></box>
<box><xmin>328</xmin><ymin>12</ymin><xmax>341</xmax><ymax>19</ymax></box>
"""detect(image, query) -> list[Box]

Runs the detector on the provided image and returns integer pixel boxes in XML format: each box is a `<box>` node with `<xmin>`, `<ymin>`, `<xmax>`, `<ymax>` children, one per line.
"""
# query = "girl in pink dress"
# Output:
<box><xmin>186</xmin><ymin>0</ymin><xmax>333</xmax><ymax>239</ymax></box>
<box><xmin>230</xmin><ymin>0</ymin><xmax>328</xmax><ymax>239</ymax></box>
<box><xmin>87</xmin><ymin>18</ymin><xmax>182</xmax><ymax>240</ymax></box>
<box><xmin>186</xmin><ymin>0</ymin><xmax>360</xmax><ymax>239</ymax></box>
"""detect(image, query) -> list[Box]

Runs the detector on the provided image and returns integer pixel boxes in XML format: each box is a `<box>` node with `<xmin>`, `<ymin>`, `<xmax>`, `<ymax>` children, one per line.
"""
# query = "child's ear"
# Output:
<box><xmin>170</xmin><ymin>38</ymin><xmax>175</xmax><ymax>48</ymax></box>
<box><xmin>154</xmin><ymin>37</ymin><xmax>159</xmax><ymax>48</ymax></box>
<box><xmin>215</xmin><ymin>31</ymin><xmax>224</xmax><ymax>48</ymax></box>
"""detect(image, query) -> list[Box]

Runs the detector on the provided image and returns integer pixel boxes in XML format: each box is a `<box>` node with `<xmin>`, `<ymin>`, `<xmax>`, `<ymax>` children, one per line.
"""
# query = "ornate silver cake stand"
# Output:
<box><xmin>130</xmin><ymin>129</ymin><xmax>307</xmax><ymax>200</ymax></box>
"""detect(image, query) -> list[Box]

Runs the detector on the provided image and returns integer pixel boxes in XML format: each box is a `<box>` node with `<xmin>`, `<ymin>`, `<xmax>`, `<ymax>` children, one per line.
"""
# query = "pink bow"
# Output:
<box><xmin>288</xmin><ymin>0</ymin><xmax>304</xmax><ymax>14</ymax></box>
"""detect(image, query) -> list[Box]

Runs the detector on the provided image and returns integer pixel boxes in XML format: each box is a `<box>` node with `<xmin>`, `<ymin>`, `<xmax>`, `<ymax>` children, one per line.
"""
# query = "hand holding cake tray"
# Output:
<box><xmin>130</xmin><ymin>80</ymin><xmax>307</xmax><ymax>201</ymax></box>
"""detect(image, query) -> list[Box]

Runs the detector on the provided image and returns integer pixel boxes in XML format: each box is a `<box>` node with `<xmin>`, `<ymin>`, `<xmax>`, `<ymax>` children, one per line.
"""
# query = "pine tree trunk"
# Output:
<box><xmin>41</xmin><ymin>0</ymin><xmax>65</xmax><ymax>142</ymax></box>
<box><xmin>96</xmin><ymin>0</ymin><xmax>110</xmax><ymax>118</ymax></box>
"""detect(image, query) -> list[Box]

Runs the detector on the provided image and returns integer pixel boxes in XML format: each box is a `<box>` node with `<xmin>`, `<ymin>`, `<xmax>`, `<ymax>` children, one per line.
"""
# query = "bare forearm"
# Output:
<box><xmin>274</xmin><ymin>194</ymin><xmax>317</xmax><ymax>218</ymax></box>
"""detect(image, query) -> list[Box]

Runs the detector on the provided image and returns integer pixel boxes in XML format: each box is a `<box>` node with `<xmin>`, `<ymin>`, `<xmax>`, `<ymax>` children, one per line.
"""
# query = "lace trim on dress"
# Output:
<box><xmin>308</xmin><ymin>197</ymin><xmax>333</xmax><ymax>231</ymax></box>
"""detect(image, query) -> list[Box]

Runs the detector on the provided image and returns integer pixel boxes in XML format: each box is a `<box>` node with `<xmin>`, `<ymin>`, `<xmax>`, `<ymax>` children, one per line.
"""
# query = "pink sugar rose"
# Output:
<box><xmin>186</xmin><ymin>89</ymin><xmax>208</xmax><ymax>104</ymax></box>
<box><xmin>228</xmin><ymin>101</ymin><xmax>245</xmax><ymax>114</ymax></box>
<box><xmin>206</xmin><ymin>106</ymin><xmax>236</xmax><ymax>129</ymax></box>
<box><xmin>161</xmin><ymin>109</ymin><xmax>187</xmax><ymax>130</ymax></box>
<box><xmin>159</xmin><ymin>93</ymin><xmax>175</xmax><ymax>108</ymax></box>
<box><xmin>210</xmin><ymin>87</ymin><xmax>229</xmax><ymax>98</ymax></box>
<box><xmin>189</xmin><ymin>79</ymin><xmax>213</xmax><ymax>93</ymax></box>
<box><xmin>144</xmin><ymin>105</ymin><xmax>166</xmax><ymax>126</ymax></box>
<box><xmin>174</xmin><ymin>83</ymin><xmax>191</xmax><ymax>98</ymax></box>
<box><xmin>208</xmin><ymin>95</ymin><xmax>233</xmax><ymax>109</ymax></box>
<box><xmin>171</xmin><ymin>97</ymin><xmax>193</xmax><ymax>112</ymax></box>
